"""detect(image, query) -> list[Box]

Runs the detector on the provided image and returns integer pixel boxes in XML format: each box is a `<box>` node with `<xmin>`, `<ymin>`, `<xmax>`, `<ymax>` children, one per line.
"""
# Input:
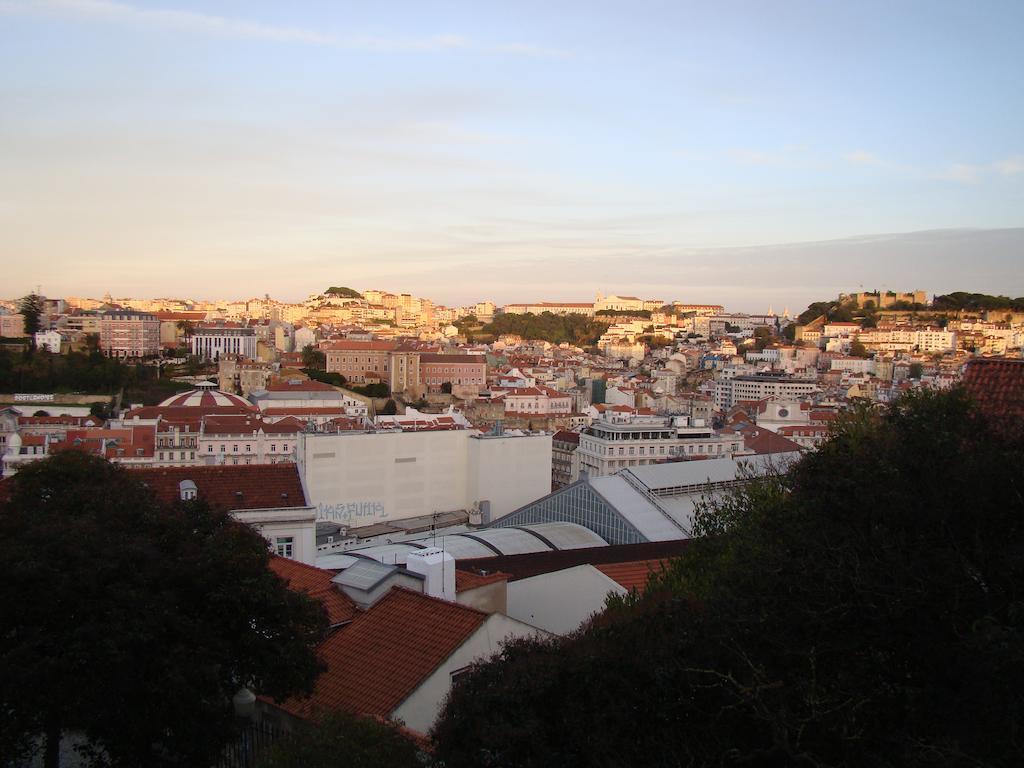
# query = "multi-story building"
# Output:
<box><xmin>100</xmin><ymin>310</ymin><xmax>160</xmax><ymax>358</ymax></box>
<box><xmin>34</xmin><ymin>330</ymin><xmax>64</xmax><ymax>354</ymax></box>
<box><xmin>551</xmin><ymin>430</ymin><xmax>581</xmax><ymax>489</ymax></box>
<box><xmin>218</xmin><ymin>357</ymin><xmax>278</xmax><ymax>397</ymax></box>
<box><xmin>248</xmin><ymin>377</ymin><xmax>369</xmax><ymax>422</ymax></box>
<box><xmin>502</xmin><ymin>302</ymin><xmax>596</xmax><ymax>317</ymax></box>
<box><xmin>324</xmin><ymin>340</ymin><xmax>420</xmax><ymax>393</ymax></box>
<box><xmin>191</xmin><ymin>325</ymin><xmax>258</xmax><ymax>361</ymax></box>
<box><xmin>0</xmin><ymin>313</ymin><xmax>25</xmax><ymax>338</ymax></box>
<box><xmin>713</xmin><ymin>374</ymin><xmax>818</xmax><ymax>411</ymax></box>
<box><xmin>419</xmin><ymin>354</ymin><xmax>488</xmax><ymax>394</ymax></box>
<box><xmin>494</xmin><ymin>386</ymin><xmax>572</xmax><ymax>416</ymax></box>
<box><xmin>576</xmin><ymin>416</ymin><xmax>742</xmax><ymax>478</ymax></box>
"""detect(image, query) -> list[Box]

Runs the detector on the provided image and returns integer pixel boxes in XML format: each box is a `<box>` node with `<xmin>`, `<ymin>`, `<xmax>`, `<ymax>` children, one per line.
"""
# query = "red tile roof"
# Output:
<box><xmin>280</xmin><ymin>588</ymin><xmax>487</xmax><ymax>720</ymax></box>
<box><xmin>265</xmin><ymin>378</ymin><xmax>341</xmax><ymax>392</ymax></box>
<box><xmin>323</xmin><ymin>340</ymin><xmax>397</xmax><ymax>351</ymax></box>
<box><xmin>455</xmin><ymin>569</ymin><xmax>509</xmax><ymax>592</ymax></box>
<box><xmin>595</xmin><ymin>559</ymin><xmax>667</xmax><ymax>592</ymax></box>
<box><xmin>962</xmin><ymin>358</ymin><xmax>1024</xmax><ymax>421</ymax></box>
<box><xmin>269</xmin><ymin>556</ymin><xmax>359</xmax><ymax>626</ymax></box>
<box><xmin>131</xmin><ymin>464</ymin><xmax>308</xmax><ymax>509</ymax></box>
<box><xmin>419</xmin><ymin>354</ymin><xmax>487</xmax><ymax>364</ymax></box>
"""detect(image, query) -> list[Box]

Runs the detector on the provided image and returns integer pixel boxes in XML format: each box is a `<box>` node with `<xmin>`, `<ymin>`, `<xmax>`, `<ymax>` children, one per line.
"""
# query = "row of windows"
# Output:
<box><xmin>158</xmin><ymin>451</ymin><xmax>196</xmax><ymax>461</ymax></box>
<box><xmin>204</xmin><ymin>443</ymin><xmax>291</xmax><ymax>453</ymax></box>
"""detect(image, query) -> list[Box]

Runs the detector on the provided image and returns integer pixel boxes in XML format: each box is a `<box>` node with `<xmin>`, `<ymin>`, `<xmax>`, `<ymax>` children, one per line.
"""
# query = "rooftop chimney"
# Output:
<box><xmin>406</xmin><ymin>547</ymin><xmax>456</xmax><ymax>601</ymax></box>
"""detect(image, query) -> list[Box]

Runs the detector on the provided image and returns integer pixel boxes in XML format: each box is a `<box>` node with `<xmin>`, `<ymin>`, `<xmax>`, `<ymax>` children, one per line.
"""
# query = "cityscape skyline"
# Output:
<box><xmin>3</xmin><ymin>1</ymin><xmax>1023</xmax><ymax>311</ymax></box>
<box><xmin>7</xmin><ymin>226</ymin><xmax>1024</xmax><ymax>313</ymax></box>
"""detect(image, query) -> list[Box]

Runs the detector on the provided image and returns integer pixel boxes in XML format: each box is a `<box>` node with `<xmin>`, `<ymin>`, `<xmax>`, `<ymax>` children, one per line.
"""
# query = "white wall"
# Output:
<box><xmin>506</xmin><ymin>565</ymin><xmax>626</xmax><ymax>635</ymax></box>
<box><xmin>298</xmin><ymin>430</ymin><xmax>551</xmax><ymax>527</ymax></box>
<box><xmin>392</xmin><ymin>613</ymin><xmax>544</xmax><ymax>734</ymax></box>
<box><xmin>466</xmin><ymin>433</ymin><xmax>552</xmax><ymax>522</ymax></box>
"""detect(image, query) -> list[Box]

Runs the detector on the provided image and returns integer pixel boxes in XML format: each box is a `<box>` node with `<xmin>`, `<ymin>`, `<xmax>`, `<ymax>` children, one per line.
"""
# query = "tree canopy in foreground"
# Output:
<box><xmin>0</xmin><ymin>451</ymin><xmax>328</xmax><ymax>767</ymax></box>
<box><xmin>432</xmin><ymin>389</ymin><xmax>1024</xmax><ymax>767</ymax></box>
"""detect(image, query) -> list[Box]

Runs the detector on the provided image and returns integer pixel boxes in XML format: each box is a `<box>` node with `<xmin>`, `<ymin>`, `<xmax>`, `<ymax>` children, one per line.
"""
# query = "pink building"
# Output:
<box><xmin>100</xmin><ymin>310</ymin><xmax>160</xmax><ymax>358</ymax></box>
<box><xmin>419</xmin><ymin>354</ymin><xmax>488</xmax><ymax>393</ymax></box>
<box><xmin>495</xmin><ymin>386</ymin><xmax>572</xmax><ymax>415</ymax></box>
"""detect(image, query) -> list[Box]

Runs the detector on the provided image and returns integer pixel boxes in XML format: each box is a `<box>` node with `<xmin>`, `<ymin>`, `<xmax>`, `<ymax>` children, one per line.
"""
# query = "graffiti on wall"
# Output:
<box><xmin>317</xmin><ymin>500</ymin><xmax>385</xmax><ymax>523</ymax></box>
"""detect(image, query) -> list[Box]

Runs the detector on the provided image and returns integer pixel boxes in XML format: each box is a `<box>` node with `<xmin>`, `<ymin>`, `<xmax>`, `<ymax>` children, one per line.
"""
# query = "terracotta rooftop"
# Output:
<box><xmin>269</xmin><ymin>556</ymin><xmax>359</xmax><ymax>627</ymax></box>
<box><xmin>455</xmin><ymin>568</ymin><xmax>509</xmax><ymax>592</ymax></box>
<box><xmin>595</xmin><ymin>559</ymin><xmax>668</xmax><ymax>592</ymax></box>
<box><xmin>280</xmin><ymin>588</ymin><xmax>488</xmax><ymax>721</ymax></box>
<box><xmin>962</xmin><ymin>358</ymin><xmax>1024</xmax><ymax>422</ymax></box>
<box><xmin>131</xmin><ymin>464</ymin><xmax>308</xmax><ymax>510</ymax></box>
<box><xmin>265</xmin><ymin>377</ymin><xmax>340</xmax><ymax>392</ymax></box>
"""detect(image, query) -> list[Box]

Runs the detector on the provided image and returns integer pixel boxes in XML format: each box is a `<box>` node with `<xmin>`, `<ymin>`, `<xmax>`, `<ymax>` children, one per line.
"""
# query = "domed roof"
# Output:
<box><xmin>157</xmin><ymin>388</ymin><xmax>254</xmax><ymax>409</ymax></box>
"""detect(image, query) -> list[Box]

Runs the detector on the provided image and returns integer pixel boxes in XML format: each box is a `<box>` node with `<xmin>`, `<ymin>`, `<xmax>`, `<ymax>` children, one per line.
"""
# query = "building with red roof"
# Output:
<box><xmin>133</xmin><ymin>463</ymin><xmax>318</xmax><ymax>564</ymax></box>
<box><xmin>271</xmin><ymin>585</ymin><xmax>540</xmax><ymax>735</ymax></box>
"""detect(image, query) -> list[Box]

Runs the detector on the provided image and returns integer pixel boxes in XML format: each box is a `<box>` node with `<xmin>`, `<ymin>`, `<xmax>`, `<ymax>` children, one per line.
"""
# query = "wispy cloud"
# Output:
<box><xmin>3</xmin><ymin>0</ymin><xmax>336</xmax><ymax>44</ymax></box>
<box><xmin>935</xmin><ymin>163</ymin><xmax>983</xmax><ymax>184</ymax></box>
<box><xmin>843</xmin><ymin>150</ymin><xmax>882</xmax><ymax>166</ymax></box>
<box><xmin>934</xmin><ymin>154</ymin><xmax>1024</xmax><ymax>183</ymax></box>
<box><xmin>994</xmin><ymin>154</ymin><xmax>1024</xmax><ymax>176</ymax></box>
<box><xmin>1</xmin><ymin>0</ymin><xmax>571</xmax><ymax>57</ymax></box>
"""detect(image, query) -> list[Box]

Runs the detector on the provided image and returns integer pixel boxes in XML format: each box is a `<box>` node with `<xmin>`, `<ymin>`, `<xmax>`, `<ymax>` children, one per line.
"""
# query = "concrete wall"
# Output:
<box><xmin>506</xmin><ymin>565</ymin><xmax>626</xmax><ymax>635</ymax></box>
<box><xmin>298</xmin><ymin>430</ymin><xmax>552</xmax><ymax>527</ymax></box>
<box><xmin>393</xmin><ymin>613</ymin><xmax>543</xmax><ymax>734</ymax></box>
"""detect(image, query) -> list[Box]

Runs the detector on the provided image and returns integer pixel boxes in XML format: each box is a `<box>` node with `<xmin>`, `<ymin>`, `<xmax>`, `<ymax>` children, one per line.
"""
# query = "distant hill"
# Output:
<box><xmin>324</xmin><ymin>286</ymin><xmax>362</xmax><ymax>299</ymax></box>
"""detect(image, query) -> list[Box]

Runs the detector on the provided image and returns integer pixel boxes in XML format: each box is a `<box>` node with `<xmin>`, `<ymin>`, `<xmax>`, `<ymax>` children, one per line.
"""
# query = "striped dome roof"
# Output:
<box><xmin>157</xmin><ymin>388</ymin><xmax>254</xmax><ymax>409</ymax></box>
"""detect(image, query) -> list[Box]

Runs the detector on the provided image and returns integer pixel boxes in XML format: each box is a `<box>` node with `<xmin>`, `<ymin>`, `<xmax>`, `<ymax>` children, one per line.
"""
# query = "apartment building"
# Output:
<box><xmin>714</xmin><ymin>374</ymin><xmax>818</xmax><ymax>411</ymax></box>
<box><xmin>419</xmin><ymin>354</ymin><xmax>488</xmax><ymax>393</ymax></box>
<box><xmin>191</xmin><ymin>325</ymin><xmax>258</xmax><ymax>361</ymax></box>
<box><xmin>324</xmin><ymin>340</ymin><xmax>420</xmax><ymax>393</ymax></box>
<box><xmin>100</xmin><ymin>310</ymin><xmax>160</xmax><ymax>358</ymax></box>
<box><xmin>576</xmin><ymin>416</ymin><xmax>742</xmax><ymax>478</ymax></box>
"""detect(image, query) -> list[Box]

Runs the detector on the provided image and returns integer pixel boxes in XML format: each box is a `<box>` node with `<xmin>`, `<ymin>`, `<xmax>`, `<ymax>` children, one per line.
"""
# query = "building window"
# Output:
<box><xmin>245</xmin><ymin>444</ymin><xmax>251</xmax><ymax>452</ymax></box>
<box><xmin>275</xmin><ymin>536</ymin><xmax>294</xmax><ymax>558</ymax></box>
<box><xmin>208</xmin><ymin>445</ymin><xmax>213</xmax><ymax>452</ymax></box>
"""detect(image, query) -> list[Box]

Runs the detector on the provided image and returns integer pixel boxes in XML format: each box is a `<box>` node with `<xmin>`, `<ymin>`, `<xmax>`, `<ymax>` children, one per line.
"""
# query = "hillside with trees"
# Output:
<box><xmin>324</xmin><ymin>286</ymin><xmax>363</xmax><ymax>299</ymax></box>
<box><xmin>932</xmin><ymin>291</ymin><xmax>1024</xmax><ymax>311</ymax></box>
<box><xmin>432</xmin><ymin>389</ymin><xmax>1024</xmax><ymax>767</ymax></box>
<box><xmin>0</xmin><ymin>348</ymin><xmax>193</xmax><ymax>405</ymax></box>
<box><xmin>480</xmin><ymin>312</ymin><xmax>609</xmax><ymax>345</ymax></box>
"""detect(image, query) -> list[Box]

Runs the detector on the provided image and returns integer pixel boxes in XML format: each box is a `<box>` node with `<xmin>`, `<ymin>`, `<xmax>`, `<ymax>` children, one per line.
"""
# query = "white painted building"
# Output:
<box><xmin>191</xmin><ymin>326</ymin><xmax>258</xmax><ymax>361</ymax></box>
<box><xmin>714</xmin><ymin>374</ymin><xmax>818</xmax><ymax>410</ymax></box>
<box><xmin>576</xmin><ymin>417</ymin><xmax>742</xmax><ymax>478</ymax></box>
<box><xmin>297</xmin><ymin>429</ymin><xmax>552</xmax><ymax>527</ymax></box>
<box><xmin>34</xmin><ymin>330</ymin><xmax>64</xmax><ymax>354</ymax></box>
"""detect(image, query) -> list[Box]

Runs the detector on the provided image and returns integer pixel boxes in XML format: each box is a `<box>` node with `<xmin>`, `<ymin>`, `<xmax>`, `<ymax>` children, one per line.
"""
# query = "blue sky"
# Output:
<box><xmin>1</xmin><ymin>0</ymin><xmax>1022</xmax><ymax>311</ymax></box>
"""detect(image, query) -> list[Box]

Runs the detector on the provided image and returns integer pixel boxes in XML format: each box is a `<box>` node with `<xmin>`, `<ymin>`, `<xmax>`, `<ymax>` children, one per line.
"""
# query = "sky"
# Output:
<box><xmin>1</xmin><ymin>0</ymin><xmax>1022</xmax><ymax>312</ymax></box>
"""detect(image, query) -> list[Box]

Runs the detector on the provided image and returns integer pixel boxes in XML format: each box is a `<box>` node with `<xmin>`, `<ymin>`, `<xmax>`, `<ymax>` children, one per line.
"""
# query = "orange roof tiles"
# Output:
<box><xmin>269</xmin><ymin>556</ymin><xmax>359</xmax><ymax>626</ymax></box>
<box><xmin>280</xmin><ymin>588</ymin><xmax>487</xmax><ymax>720</ymax></box>
<box><xmin>455</xmin><ymin>569</ymin><xmax>509</xmax><ymax>592</ymax></box>
<box><xmin>131</xmin><ymin>464</ymin><xmax>308</xmax><ymax>509</ymax></box>
<box><xmin>596</xmin><ymin>559</ymin><xmax>667</xmax><ymax>592</ymax></box>
<box><xmin>962</xmin><ymin>358</ymin><xmax>1024</xmax><ymax>421</ymax></box>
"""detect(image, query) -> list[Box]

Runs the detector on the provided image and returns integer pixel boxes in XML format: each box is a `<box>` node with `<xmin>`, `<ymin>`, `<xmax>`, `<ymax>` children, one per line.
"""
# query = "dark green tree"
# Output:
<box><xmin>301</xmin><ymin>344</ymin><xmax>326</xmax><ymax>370</ymax></box>
<box><xmin>254</xmin><ymin>712</ymin><xmax>419</xmax><ymax>768</ymax></box>
<box><xmin>18</xmin><ymin>293</ymin><xmax>46</xmax><ymax>346</ymax></box>
<box><xmin>433</xmin><ymin>390</ymin><xmax>1024</xmax><ymax>767</ymax></box>
<box><xmin>848</xmin><ymin>339</ymin><xmax>869</xmax><ymax>358</ymax></box>
<box><xmin>0</xmin><ymin>452</ymin><xmax>328</xmax><ymax>767</ymax></box>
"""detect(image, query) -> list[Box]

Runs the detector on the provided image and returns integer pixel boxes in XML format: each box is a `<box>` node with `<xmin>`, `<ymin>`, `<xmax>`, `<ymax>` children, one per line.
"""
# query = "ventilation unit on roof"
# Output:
<box><xmin>179</xmin><ymin>479</ymin><xmax>198</xmax><ymax>501</ymax></box>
